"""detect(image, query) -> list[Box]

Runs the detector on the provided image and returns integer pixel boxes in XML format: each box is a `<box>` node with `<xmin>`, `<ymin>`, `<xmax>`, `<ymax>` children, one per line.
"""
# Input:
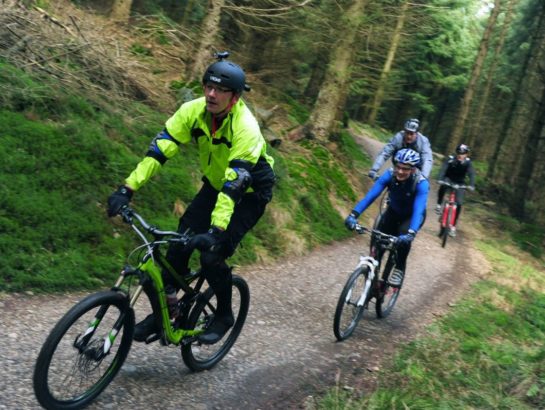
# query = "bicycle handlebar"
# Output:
<box><xmin>437</xmin><ymin>180</ymin><xmax>472</xmax><ymax>190</ymax></box>
<box><xmin>354</xmin><ymin>223</ymin><xmax>398</xmax><ymax>246</ymax></box>
<box><xmin>120</xmin><ymin>206</ymin><xmax>189</xmax><ymax>244</ymax></box>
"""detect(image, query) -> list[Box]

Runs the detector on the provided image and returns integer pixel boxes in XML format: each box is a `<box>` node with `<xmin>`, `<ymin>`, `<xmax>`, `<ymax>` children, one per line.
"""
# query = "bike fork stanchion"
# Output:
<box><xmin>449</xmin><ymin>205</ymin><xmax>457</xmax><ymax>231</ymax></box>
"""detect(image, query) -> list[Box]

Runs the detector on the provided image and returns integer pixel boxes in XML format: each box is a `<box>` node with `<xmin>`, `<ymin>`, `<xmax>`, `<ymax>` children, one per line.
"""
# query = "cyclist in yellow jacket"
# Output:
<box><xmin>107</xmin><ymin>52</ymin><xmax>275</xmax><ymax>344</ymax></box>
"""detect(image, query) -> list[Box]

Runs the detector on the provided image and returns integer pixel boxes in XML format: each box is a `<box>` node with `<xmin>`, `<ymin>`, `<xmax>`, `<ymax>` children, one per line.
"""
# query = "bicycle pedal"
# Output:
<box><xmin>181</xmin><ymin>336</ymin><xmax>198</xmax><ymax>346</ymax></box>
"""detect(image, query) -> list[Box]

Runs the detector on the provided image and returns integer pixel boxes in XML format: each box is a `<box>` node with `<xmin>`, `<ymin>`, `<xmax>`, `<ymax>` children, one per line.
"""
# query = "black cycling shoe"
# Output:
<box><xmin>197</xmin><ymin>315</ymin><xmax>234</xmax><ymax>345</ymax></box>
<box><xmin>133</xmin><ymin>314</ymin><xmax>158</xmax><ymax>342</ymax></box>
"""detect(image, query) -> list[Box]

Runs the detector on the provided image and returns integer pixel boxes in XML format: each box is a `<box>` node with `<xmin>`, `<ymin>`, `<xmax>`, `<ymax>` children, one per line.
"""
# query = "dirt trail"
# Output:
<box><xmin>0</xmin><ymin>134</ymin><xmax>489</xmax><ymax>409</ymax></box>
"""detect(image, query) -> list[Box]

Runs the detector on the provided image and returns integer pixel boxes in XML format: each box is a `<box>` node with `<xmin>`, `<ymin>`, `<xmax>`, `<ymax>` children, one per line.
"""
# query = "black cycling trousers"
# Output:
<box><xmin>376</xmin><ymin>207</ymin><xmax>419</xmax><ymax>272</ymax></box>
<box><xmin>163</xmin><ymin>180</ymin><xmax>269</xmax><ymax>314</ymax></box>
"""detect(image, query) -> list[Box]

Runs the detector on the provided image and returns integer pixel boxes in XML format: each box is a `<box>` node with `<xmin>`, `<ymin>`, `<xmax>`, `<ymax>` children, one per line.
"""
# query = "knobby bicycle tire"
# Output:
<box><xmin>375</xmin><ymin>251</ymin><xmax>401</xmax><ymax>318</ymax></box>
<box><xmin>181</xmin><ymin>274</ymin><xmax>250</xmax><ymax>371</ymax></box>
<box><xmin>333</xmin><ymin>267</ymin><xmax>370</xmax><ymax>341</ymax></box>
<box><xmin>33</xmin><ymin>291</ymin><xmax>134</xmax><ymax>410</ymax></box>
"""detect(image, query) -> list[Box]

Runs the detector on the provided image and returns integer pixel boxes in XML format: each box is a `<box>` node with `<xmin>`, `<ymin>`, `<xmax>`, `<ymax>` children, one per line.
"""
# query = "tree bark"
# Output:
<box><xmin>488</xmin><ymin>0</ymin><xmax>545</xmax><ymax>180</ymax></box>
<box><xmin>448</xmin><ymin>0</ymin><xmax>502</xmax><ymax>153</ymax></box>
<box><xmin>367</xmin><ymin>0</ymin><xmax>409</xmax><ymax>126</ymax></box>
<box><xmin>187</xmin><ymin>0</ymin><xmax>225</xmax><ymax>82</ymax></box>
<box><xmin>304</xmin><ymin>48</ymin><xmax>331</xmax><ymax>104</ymax></box>
<box><xmin>109</xmin><ymin>0</ymin><xmax>133</xmax><ymax>22</ymax></box>
<box><xmin>468</xmin><ymin>0</ymin><xmax>518</xmax><ymax>151</ymax></box>
<box><xmin>510</xmin><ymin>76</ymin><xmax>545</xmax><ymax>219</ymax></box>
<box><xmin>305</xmin><ymin>0</ymin><xmax>368</xmax><ymax>142</ymax></box>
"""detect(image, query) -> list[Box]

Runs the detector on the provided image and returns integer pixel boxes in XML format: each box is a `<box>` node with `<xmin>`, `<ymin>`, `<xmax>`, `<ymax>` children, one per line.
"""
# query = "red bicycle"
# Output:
<box><xmin>437</xmin><ymin>180</ymin><xmax>470</xmax><ymax>247</ymax></box>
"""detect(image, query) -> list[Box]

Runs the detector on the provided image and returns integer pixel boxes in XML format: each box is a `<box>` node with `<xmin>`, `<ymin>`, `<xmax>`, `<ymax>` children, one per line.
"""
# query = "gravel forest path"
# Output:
<box><xmin>0</xmin><ymin>133</ymin><xmax>489</xmax><ymax>409</ymax></box>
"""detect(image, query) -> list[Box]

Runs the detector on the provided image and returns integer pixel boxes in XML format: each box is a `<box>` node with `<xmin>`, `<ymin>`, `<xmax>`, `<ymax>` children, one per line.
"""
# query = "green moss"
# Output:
<box><xmin>0</xmin><ymin>60</ymin><xmax>367</xmax><ymax>291</ymax></box>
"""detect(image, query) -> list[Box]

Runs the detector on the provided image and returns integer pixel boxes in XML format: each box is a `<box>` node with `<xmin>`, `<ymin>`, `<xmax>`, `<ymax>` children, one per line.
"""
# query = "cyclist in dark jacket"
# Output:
<box><xmin>107</xmin><ymin>52</ymin><xmax>275</xmax><ymax>345</ymax></box>
<box><xmin>435</xmin><ymin>143</ymin><xmax>475</xmax><ymax>236</ymax></box>
<box><xmin>368</xmin><ymin>118</ymin><xmax>434</xmax><ymax>180</ymax></box>
<box><xmin>345</xmin><ymin>148</ymin><xmax>429</xmax><ymax>287</ymax></box>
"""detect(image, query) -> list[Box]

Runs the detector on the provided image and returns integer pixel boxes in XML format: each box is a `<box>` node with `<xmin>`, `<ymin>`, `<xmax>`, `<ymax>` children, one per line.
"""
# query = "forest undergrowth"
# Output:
<box><xmin>0</xmin><ymin>4</ymin><xmax>369</xmax><ymax>291</ymax></box>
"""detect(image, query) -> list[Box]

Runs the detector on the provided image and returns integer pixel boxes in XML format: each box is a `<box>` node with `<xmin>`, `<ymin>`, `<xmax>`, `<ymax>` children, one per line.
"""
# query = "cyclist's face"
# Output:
<box><xmin>394</xmin><ymin>164</ymin><xmax>414</xmax><ymax>181</ymax></box>
<box><xmin>204</xmin><ymin>82</ymin><xmax>237</xmax><ymax>115</ymax></box>
<box><xmin>456</xmin><ymin>153</ymin><xmax>468</xmax><ymax>161</ymax></box>
<box><xmin>403</xmin><ymin>131</ymin><xmax>417</xmax><ymax>144</ymax></box>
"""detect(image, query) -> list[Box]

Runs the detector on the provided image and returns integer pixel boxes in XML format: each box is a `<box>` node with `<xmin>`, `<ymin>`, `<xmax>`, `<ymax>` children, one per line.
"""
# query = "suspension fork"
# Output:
<box><xmin>355</xmin><ymin>256</ymin><xmax>379</xmax><ymax>307</ymax></box>
<box><xmin>74</xmin><ymin>268</ymin><xmax>141</xmax><ymax>357</ymax></box>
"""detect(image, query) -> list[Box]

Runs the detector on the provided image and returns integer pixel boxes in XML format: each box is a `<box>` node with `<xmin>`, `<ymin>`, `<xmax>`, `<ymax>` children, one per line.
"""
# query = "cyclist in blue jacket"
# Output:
<box><xmin>345</xmin><ymin>148</ymin><xmax>429</xmax><ymax>286</ymax></box>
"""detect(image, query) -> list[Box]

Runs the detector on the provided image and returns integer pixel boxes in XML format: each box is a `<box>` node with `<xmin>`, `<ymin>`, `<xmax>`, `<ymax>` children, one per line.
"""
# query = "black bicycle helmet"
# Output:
<box><xmin>456</xmin><ymin>143</ymin><xmax>470</xmax><ymax>154</ymax></box>
<box><xmin>404</xmin><ymin>118</ymin><xmax>420</xmax><ymax>133</ymax></box>
<box><xmin>202</xmin><ymin>51</ymin><xmax>250</xmax><ymax>94</ymax></box>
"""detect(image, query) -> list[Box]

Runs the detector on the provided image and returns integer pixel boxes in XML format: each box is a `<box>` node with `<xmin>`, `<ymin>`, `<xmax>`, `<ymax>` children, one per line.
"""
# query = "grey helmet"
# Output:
<box><xmin>202</xmin><ymin>51</ymin><xmax>250</xmax><ymax>94</ymax></box>
<box><xmin>404</xmin><ymin>118</ymin><xmax>420</xmax><ymax>133</ymax></box>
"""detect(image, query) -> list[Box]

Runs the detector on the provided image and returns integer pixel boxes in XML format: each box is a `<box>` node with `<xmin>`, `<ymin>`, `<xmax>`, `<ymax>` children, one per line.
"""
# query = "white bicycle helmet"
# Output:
<box><xmin>394</xmin><ymin>148</ymin><xmax>421</xmax><ymax>167</ymax></box>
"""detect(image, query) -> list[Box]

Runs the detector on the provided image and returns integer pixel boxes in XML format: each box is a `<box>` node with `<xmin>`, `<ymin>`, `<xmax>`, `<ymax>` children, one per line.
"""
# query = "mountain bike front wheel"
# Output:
<box><xmin>33</xmin><ymin>291</ymin><xmax>134</xmax><ymax>410</ymax></box>
<box><xmin>376</xmin><ymin>251</ymin><xmax>401</xmax><ymax>318</ymax></box>
<box><xmin>181</xmin><ymin>274</ymin><xmax>250</xmax><ymax>371</ymax></box>
<box><xmin>333</xmin><ymin>267</ymin><xmax>370</xmax><ymax>341</ymax></box>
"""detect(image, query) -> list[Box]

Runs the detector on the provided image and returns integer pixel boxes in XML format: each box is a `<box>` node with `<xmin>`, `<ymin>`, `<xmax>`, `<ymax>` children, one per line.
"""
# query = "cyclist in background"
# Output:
<box><xmin>107</xmin><ymin>52</ymin><xmax>276</xmax><ymax>344</ymax></box>
<box><xmin>368</xmin><ymin>118</ymin><xmax>434</xmax><ymax>180</ymax></box>
<box><xmin>435</xmin><ymin>143</ymin><xmax>475</xmax><ymax>237</ymax></box>
<box><xmin>345</xmin><ymin>149</ymin><xmax>429</xmax><ymax>287</ymax></box>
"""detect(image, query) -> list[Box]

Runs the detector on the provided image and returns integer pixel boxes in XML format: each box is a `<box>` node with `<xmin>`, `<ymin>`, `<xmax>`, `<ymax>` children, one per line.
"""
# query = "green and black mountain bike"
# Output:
<box><xmin>33</xmin><ymin>207</ymin><xmax>250</xmax><ymax>409</ymax></box>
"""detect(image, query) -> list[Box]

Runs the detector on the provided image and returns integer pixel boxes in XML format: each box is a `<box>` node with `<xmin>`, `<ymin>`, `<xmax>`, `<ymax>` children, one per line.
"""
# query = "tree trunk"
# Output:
<box><xmin>468</xmin><ymin>0</ymin><xmax>518</xmax><ymax>151</ymax></box>
<box><xmin>488</xmin><ymin>0</ymin><xmax>545</xmax><ymax>180</ymax></box>
<box><xmin>448</xmin><ymin>0</ymin><xmax>502</xmax><ymax>153</ymax></box>
<box><xmin>187</xmin><ymin>0</ymin><xmax>225</xmax><ymax>82</ymax></box>
<box><xmin>510</xmin><ymin>79</ymin><xmax>545</xmax><ymax>219</ymax></box>
<box><xmin>305</xmin><ymin>0</ymin><xmax>368</xmax><ymax>142</ymax></box>
<box><xmin>110</xmin><ymin>0</ymin><xmax>133</xmax><ymax>22</ymax></box>
<box><xmin>304</xmin><ymin>48</ymin><xmax>331</xmax><ymax>104</ymax></box>
<box><xmin>180</xmin><ymin>0</ymin><xmax>195</xmax><ymax>26</ymax></box>
<box><xmin>367</xmin><ymin>0</ymin><xmax>409</xmax><ymax>126</ymax></box>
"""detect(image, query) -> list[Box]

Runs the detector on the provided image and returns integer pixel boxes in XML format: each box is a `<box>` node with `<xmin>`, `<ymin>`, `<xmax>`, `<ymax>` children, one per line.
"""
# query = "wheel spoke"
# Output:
<box><xmin>34</xmin><ymin>292</ymin><xmax>134</xmax><ymax>409</ymax></box>
<box><xmin>181</xmin><ymin>275</ymin><xmax>249</xmax><ymax>371</ymax></box>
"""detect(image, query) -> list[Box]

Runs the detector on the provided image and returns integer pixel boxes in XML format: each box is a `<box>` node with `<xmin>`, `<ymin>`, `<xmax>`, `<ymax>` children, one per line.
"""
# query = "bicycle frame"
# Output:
<box><xmin>357</xmin><ymin>225</ymin><xmax>398</xmax><ymax>292</ymax></box>
<box><xmin>439</xmin><ymin>181</ymin><xmax>469</xmax><ymax>230</ymax></box>
<box><xmin>90</xmin><ymin>208</ymin><xmax>208</xmax><ymax>353</ymax></box>
<box><xmin>441</xmin><ymin>189</ymin><xmax>458</xmax><ymax>230</ymax></box>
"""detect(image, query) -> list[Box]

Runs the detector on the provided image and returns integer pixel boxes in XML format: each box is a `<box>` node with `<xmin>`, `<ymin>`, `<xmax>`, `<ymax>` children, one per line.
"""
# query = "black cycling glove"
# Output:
<box><xmin>107</xmin><ymin>185</ymin><xmax>133</xmax><ymax>217</ymax></box>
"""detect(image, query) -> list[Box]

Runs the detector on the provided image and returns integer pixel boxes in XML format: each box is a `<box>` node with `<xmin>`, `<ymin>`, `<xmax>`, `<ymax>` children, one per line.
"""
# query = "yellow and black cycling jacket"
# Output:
<box><xmin>125</xmin><ymin>97</ymin><xmax>275</xmax><ymax>230</ymax></box>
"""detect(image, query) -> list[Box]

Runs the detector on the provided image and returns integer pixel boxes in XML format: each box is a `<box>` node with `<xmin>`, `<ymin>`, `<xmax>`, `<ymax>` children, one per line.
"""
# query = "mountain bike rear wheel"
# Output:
<box><xmin>333</xmin><ymin>267</ymin><xmax>370</xmax><ymax>341</ymax></box>
<box><xmin>181</xmin><ymin>274</ymin><xmax>249</xmax><ymax>371</ymax></box>
<box><xmin>376</xmin><ymin>252</ymin><xmax>401</xmax><ymax>318</ymax></box>
<box><xmin>33</xmin><ymin>291</ymin><xmax>134</xmax><ymax>410</ymax></box>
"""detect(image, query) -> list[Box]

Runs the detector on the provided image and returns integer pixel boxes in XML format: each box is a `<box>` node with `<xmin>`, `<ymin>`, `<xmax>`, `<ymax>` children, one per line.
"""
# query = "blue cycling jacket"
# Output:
<box><xmin>353</xmin><ymin>169</ymin><xmax>429</xmax><ymax>232</ymax></box>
